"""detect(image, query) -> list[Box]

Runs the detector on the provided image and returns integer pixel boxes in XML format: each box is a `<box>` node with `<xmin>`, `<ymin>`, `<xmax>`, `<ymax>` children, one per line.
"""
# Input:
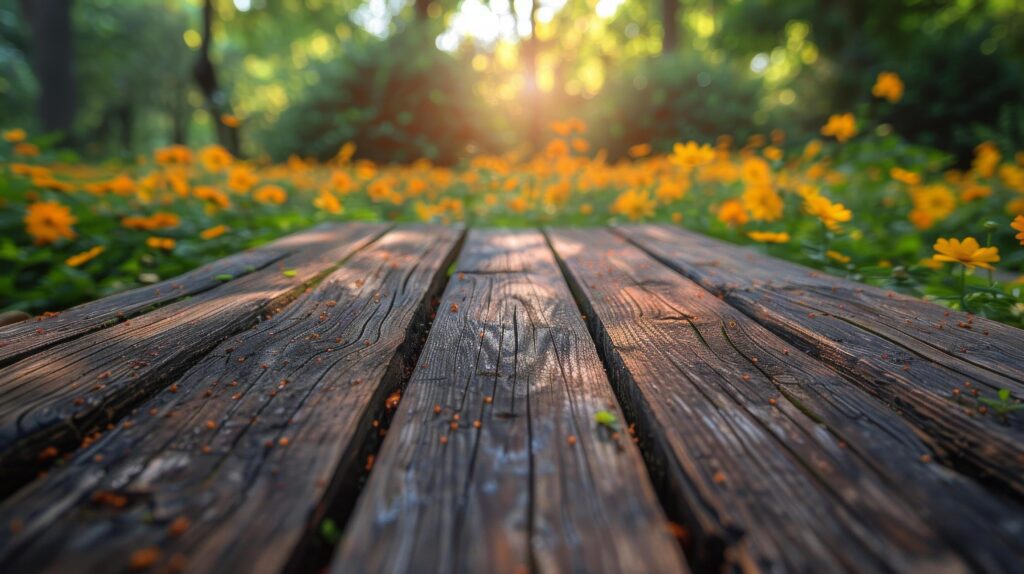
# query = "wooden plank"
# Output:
<box><xmin>334</xmin><ymin>230</ymin><xmax>687</xmax><ymax>574</ymax></box>
<box><xmin>0</xmin><ymin>225</ymin><xmax>340</xmax><ymax>368</ymax></box>
<box><xmin>0</xmin><ymin>222</ymin><xmax>387</xmax><ymax>497</ymax></box>
<box><xmin>617</xmin><ymin>224</ymin><xmax>1024</xmax><ymax>497</ymax></box>
<box><xmin>0</xmin><ymin>226</ymin><xmax>461</xmax><ymax>574</ymax></box>
<box><xmin>549</xmin><ymin>228</ymin><xmax>1024</xmax><ymax>572</ymax></box>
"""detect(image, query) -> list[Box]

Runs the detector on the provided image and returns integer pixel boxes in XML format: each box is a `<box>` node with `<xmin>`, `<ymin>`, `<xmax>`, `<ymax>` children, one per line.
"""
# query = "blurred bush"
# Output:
<box><xmin>263</xmin><ymin>30</ymin><xmax>499</xmax><ymax>164</ymax></box>
<box><xmin>879</xmin><ymin>27</ymin><xmax>1024</xmax><ymax>163</ymax></box>
<box><xmin>587</xmin><ymin>52</ymin><xmax>766</xmax><ymax>158</ymax></box>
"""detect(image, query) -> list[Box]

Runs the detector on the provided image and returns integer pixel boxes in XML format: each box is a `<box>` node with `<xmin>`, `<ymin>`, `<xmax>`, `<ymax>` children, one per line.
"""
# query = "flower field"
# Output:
<box><xmin>3</xmin><ymin>75</ymin><xmax>1024</xmax><ymax>327</ymax></box>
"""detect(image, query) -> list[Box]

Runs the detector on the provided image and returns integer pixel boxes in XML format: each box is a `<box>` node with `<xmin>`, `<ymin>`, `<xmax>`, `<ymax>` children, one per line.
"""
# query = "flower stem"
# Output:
<box><xmin>985</xmin><ymin>230</ymin><xmax>994</xmax><ymax>287</ymax></box>
<box><xmin>960</xmin><ymin>264</ymin><xmax>970</xmax><ymax>312</ymax></box>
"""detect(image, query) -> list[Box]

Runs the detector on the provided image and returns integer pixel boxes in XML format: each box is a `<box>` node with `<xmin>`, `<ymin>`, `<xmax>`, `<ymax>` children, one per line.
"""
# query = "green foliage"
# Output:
<box><xmin>263</xmin><ymin>29</ymin><xmax>499</xmax><ymax>164</ymax></box>
<box><xmin>590</xmin><ymin>52</ymin><xmax>765</xmax><ymax>157</ymax></box>
<box><xmin>880</xmin><ymin>26</ymin><xmax>1024</xmax><ymax>164</ymax></box>
<box><xmin>979</xmin><ymin>389</ymin><xmax>1024</xmax><ymax>419</ymax></box>
<box><xmin>594</xmin><ymin>410</ymin><xmax>620</xmax><ymax>431</ymax></box>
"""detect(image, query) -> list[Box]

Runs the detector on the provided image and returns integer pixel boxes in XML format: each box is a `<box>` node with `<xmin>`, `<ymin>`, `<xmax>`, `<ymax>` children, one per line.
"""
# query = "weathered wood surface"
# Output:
<box><xmin>549</xmin><ymin>228</ymin><xmax>1024</xmax><ymax>573</ymax></box>
<box><xmin>0</xmin><ymin>225</ymin><xmax>340</xmax><ymax>368</ymax></box>
<box><xmin>0</xmin><ymin>226</ymin><xmax>461</xmax><ymax>574</ymax></box>
<box><xmin>0</xmin><ymin>222</ymin><xmax>387</xmax><ymax>497</ymax></box>
<box><xmin>335</xmin><ymin>230</ymin><xmax>687</xmax><ymax>574</ymax></box>
<box><xmin>617</xmin><ymin>224</ymin><xmax>1024</xmax><ymax>497</ymax></box>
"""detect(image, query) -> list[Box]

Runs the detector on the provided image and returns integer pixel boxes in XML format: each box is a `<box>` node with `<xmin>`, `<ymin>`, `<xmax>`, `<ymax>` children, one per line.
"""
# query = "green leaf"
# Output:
<box><xmin>320</xmin><ymin>518</ymin><xmax>341</xmax><ymax>545</ymax></box>
<box><xmin>998</xmin><ymin>389</ymin><xmax>1011</xmax><ymax>402</ymax></box>
<box><xmin>215</xmin><ymin>274</ymin><xmax>234</xmax><ymax>282</ymax></box>
<box><xmin>282</xmin><ymin>269</ymin><xmax>297</xmax><ymax>278</ymax></box>
<box><xmin>594</xmin><ymin>410</ymin><xmax>619</xmax><ymax>430</ymax></box>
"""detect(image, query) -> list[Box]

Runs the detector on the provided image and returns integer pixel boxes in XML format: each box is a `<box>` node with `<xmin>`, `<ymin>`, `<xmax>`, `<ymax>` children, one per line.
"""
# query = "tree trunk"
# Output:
<box><xmin>414</xmin><ymin>0</ymin><xmax>429</xmax><ymax>20</ymax></box>
<box><xmin>193</xmin><ymin>0</ymin><xmax>240</xmax><ymax>155</ymax></box>
<box><xmin>523</xmin><ymin>0</ymin><xmax>542</xmax><ymax>152</ymax></box>
<box><xmin>661</xmin><ymin>0</ymin><xmax>679</xmax><ymax>53</ymax></box>
<box><xmin>21</xmin><ymin>0</ymin><xmax>76</xmax><ymax>139</ymax></box>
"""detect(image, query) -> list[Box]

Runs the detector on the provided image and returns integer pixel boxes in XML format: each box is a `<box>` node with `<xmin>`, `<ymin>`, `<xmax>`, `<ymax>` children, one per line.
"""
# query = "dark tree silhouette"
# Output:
<box><xmin>20</xmin><ymin>0</ymin><xmax>76</xmax><ymax>139</ymax></box>
<box><xmin>193</xmin><ymin>0</ymin><xmax>241</xmax><ymax>155</ymax></box>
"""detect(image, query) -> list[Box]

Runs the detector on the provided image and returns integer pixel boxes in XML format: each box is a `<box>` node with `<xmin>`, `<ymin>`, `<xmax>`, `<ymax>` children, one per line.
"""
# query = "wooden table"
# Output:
<box><xmin>1</xmin><ymin>224</ymin><xmax>1022</xmax><ymax>573</ymax></box>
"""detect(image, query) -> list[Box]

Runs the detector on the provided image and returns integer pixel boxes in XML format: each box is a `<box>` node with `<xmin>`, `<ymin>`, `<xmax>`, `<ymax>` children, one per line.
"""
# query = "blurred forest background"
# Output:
<box><xmin>2</xmin><ymin>0</ymin><xmax>1023</xmax><ymax>165</ymax></box>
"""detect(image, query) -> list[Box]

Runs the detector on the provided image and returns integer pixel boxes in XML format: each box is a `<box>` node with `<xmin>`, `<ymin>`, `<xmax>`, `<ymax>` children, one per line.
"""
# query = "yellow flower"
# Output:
<box><xmin>611</xmin><ymin>189</ymin><xmax>656</xmax><ymax>221</ymax></box>
<box><xmin>146</xmin><ymin>236</ymin><xmax>176</xmax><ymax>251</ymax></box>
<box><xmin>889</xmin><ymin>167</ymin><xmax>920</xmax><ymax>186</ymax></box>
<box><xmin>803</xmin><ymin>140</ymin><xmax>822</xmax><ymax>159</ymax></box>
<box><xmin>932</xmin><ymin>237</ymin><xmax>999</xmax><ymax>270</ymax></box>
<box><xmin>655</xmin><ymin>180</ymin><xmax>688</xmax><ymax>204</ymax></box>
<box><xmin>803</xmin><ymin>195</ymin><xmax>852</xmax><ymax>231</ymax></box>
<box><xmin>716</xmin><ymin>199</ymin><xmax>749</xmax><ymax>227</ymax></box>
<box><xmin>3</xmin><ymin>128</ymin><xmax>27</xmax><ymax>143</ymax></box>
<box><xmin>199</xmin><ymin>145</ymin><xmax>233</xmax><ymax>173</ymax></box>
<box><xmin>871</xmin><ymin>72</ymin><xmax>904</xmax><ymax>103</ymax></box>
<box><xmin>671</xmin><ymin>141</ymin><xmax>715</xmax><ymax>169</ymax></box>
<box><xmin>763</xmin><ymin>146</ymin><xmax>783</xmax><ymax>161</ymax></box>
<box><xmin>313</xmin><ymin>191</ymin><xmax>344</xmax><ymax>214</ymax></box>
<box><xmin>820</xmin><ymin>113</ymin><xmax>857</xmax><ymax>143</ymax></box>
<box><xmin>741</xmin><ymin>185</ymin><xmax>784</xmax><ymax>222</ymax></box>
<box><xmin>66</xmin><ymin>246</ymin><xmax>104</xmax><ymax>267</ymax></box>
<box><xmin>747</xmin><ymin>231</ymin><xmax>790</xmax><ymax>244</ymax></box>
<box><xmin>972</xmin><ymin>142</ymin><xmax>1001</xmax><ymax>178</ymax></box>
<box><xmin>200</xmin><ymin>225</ymin><xmax>229</xmax><ymax>240</ymax></box>
<box><xmin>1012</xmin><ymin>215</ymin><xmax>1024</xmax><ymax>246</ymax></box>
<box><xmin>628</xmin><ymin>143</ymin><xmax>651</xmax><ymax>158</ymax></box>
<box><xmin>826</xmin><ymin>250</ymin><xmax>851</xmax><ymax>264</ymax></box>
<box><xmin>671</xmin><ymin>212</ymin><xmax>683</xmax><ymax>224</ymax></box>
<box><xmin>25</xmin><ymin>201</ymin><xmax>77</xmax><ymax>245</ymax></box>
<box><xmin>579</xmin><ymin>203</ymin><xmax>593</xmax><ymax>215</ymax></box>
<box><xmin>908</xmin><ymin>184</ymin><xmax>955</xmax><ymax>229</ymax></box>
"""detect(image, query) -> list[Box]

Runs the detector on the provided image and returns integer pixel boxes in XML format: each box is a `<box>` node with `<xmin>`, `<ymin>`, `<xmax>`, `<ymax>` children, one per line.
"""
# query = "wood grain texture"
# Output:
<box><xmin>334</xmin><ymin>229</ymin><xmax>687</xmax><ymax>574</ymax></box>
<box><xmin>0</xmin><ymin>222</ymin><xmax>387</xmax><ymax>497</ymax></box>
<box><xmin>0</xmin><ymin>226</ymin><xmax>461</xmax><ymax>574</ymax></box>
<box><xmin>617</xmin><ymin>224</ymin><xmax>1024</xmax><ymax>497</ymax></box>
<box><xmin>549</xmin><ymin>228</ymin><xmax>1024</xmax><ymax>573</ymax></box>
<box><xmin>0</xmin><ymin>225</ymin><xmax>340</xmax><ymax>368</ymax></box>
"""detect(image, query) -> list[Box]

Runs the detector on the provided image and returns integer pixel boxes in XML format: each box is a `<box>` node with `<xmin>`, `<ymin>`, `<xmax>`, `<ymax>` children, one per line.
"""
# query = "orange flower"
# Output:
<box><xmin>199</xmin><ymin>225</ymin><xmax>229</xmax><ymax>240</ymax></box>
<box><xmin>716</xmin><ymin>199</ymin><xmax>749</xmax><ymax>227</ymax></box>
<box><xmin>871</xmin><ymin>72</ymin><xmax>904</xmax><ymax>103</ymax></box>
<box><xmin>66</xmin><ymin>246</ymin><xmax>104</xmax><ymax>267</ymax></box>
<box><xmin>14</xmin><ymin>142</ymin><xmax>40</xmax><ymax>157</ymax></box>
<box><xmin>146</xmin><ymin>236</ymin><xmax>176</xmax><ymax>251</ymax></box>
<box><xmin>25</xmin><ymin>201</ymin><xmax>77</xmax><ymax>245</ymax></box>
<box><xmin>820</xmin><ymin>114</ymin><xmax>857</xmax><ymax>142</ymax></box>
<box><xmin>3</xmin><ymin>128</ymin><xmax>27</xmax><ymax>143</ymax></box>
<box><xmin>220</xmin><ymin>113</ymin><xmax>241</xmax><ymax>128</ymax></box>
<box><xmin>628</xmin><ymin>143</ymin><xmax>652</xmax><ymax>158</ymax></box>
<box><xmin>313</xmin><ymin>191</ymin><xmax>343</xmax><ymax>214</ymax></box>
<box><xmin>199</xmin><ymin>145</ymin><xmax>233</xmax><ymax>173</ymax></box>
<box><xmin>932</xmin><ymin>237</ymin><xmax>999</xmax><ymax>270</ymax></box>
<box><xmin>253</xmin><ymin>184</ymin><xmax>287</xmax><ymax>205</ymax></box>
